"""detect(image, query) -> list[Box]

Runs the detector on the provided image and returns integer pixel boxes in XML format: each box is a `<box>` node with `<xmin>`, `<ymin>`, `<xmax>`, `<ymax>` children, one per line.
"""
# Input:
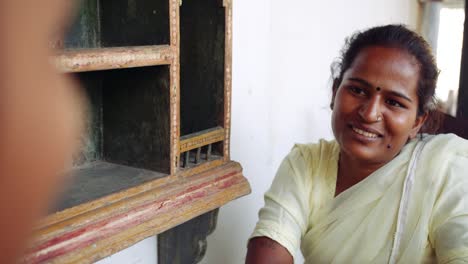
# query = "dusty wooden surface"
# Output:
<box><xmin>223</xmin><ymin>0</ymin><xmax>233</xmax><ymax>161</ymax></box>
<box><xmin>25</xmin><ymin>161</ymin><xmax>250</xmax><ymax>263</ymax></box>
<box><xmin>53</xmin><ymin>161</ymin><xmax>167</xmax><ymax>212</ymax></box>
<box><xmin>54</xmin><ymin>45</ymin><xmax>174</xmax><ymax>73</ymax></box>
<box><xmin>170</xmin><ymin>0</ymin><xmax>181</xmax><ymax>176</ymax></box>
<box><xmin>179</xmin><ymin>127</ymin><xmax>225</xmax><ymax>153</ymax></box>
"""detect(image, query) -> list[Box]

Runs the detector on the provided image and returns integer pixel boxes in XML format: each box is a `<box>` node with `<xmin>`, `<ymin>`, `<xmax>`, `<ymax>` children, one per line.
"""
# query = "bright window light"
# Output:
<box><xmin>436</xmin><ymin>6</ymin><xmax>465</xmax><ymax>115</ymax></box>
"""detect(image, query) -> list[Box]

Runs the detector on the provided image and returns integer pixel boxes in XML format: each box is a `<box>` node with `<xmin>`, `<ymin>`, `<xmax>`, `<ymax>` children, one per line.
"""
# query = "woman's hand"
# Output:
<box><xmin>246</xmin><ymin>237</ymin><xmax>293</xmax><ymax>264</ymax></box>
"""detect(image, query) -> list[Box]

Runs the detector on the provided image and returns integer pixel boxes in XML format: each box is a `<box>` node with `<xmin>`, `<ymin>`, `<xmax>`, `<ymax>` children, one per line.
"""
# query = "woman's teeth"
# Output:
<box><xmin>352</xmin><ymin>126</ymin><xmax>378</xmax><ymax>138</ymax></box>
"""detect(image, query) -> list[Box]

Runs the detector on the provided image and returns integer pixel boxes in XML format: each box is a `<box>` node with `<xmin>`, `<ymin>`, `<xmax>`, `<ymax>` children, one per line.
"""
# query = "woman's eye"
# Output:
<box><xmin>348</xmin><ymin>86</ymin><xmax>366</xmax><ymax>95</ymax></box>
<box><xmin>386</xmin><ymin>99</ymin><xmax>405</xmax><ymax>108</ymax></box>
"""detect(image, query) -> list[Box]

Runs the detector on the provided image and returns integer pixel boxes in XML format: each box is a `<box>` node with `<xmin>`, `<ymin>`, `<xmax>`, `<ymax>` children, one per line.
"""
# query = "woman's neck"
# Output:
<box><xmin>335</xmin><ymin>153</ymin><xmax>386</xmax><ymax>197</ymax></box>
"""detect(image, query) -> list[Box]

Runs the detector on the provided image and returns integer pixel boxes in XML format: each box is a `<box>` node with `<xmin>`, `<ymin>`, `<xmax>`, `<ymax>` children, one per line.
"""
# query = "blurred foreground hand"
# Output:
<box><xmin>0</xmin><ymin>0</ymin><xmax>83</xmax><ymax>263</ymax></box>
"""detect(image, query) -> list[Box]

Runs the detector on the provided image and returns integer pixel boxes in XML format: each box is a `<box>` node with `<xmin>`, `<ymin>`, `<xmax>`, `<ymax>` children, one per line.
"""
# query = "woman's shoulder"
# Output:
<box><xmin>282</xmin><ymin>139</ymin><xmax>339</xmax><ymax>178</ymax></box>
<box><xmin>423</xmin><ymin>134</ymin><xmax>468</xmax><ymax>234</ymax></box>
<box><xmin>290</xmin><ymin>138</ymin><xmax>340</xmax><ymax>162</ymax></box>
<box><xmin>420</xmin><ymin>133</ymin><xmax>468</xmax><ymax>185</ymax></box>
<box><xmin>423</xmin><ymin>133</ymin><xmax>468</xmax><ymax>157</ymax></box>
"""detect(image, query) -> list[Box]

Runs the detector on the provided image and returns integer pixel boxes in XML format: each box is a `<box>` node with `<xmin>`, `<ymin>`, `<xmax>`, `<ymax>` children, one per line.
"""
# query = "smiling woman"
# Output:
<box><xmin>332</xmin><ymin>46</ymin><xmax>425</xmax><ymax>173</ymax></box>
<box><xmin>246</xmin><ymin>25</ymin><xmax>468</xmax><ymax>263</ymax></box>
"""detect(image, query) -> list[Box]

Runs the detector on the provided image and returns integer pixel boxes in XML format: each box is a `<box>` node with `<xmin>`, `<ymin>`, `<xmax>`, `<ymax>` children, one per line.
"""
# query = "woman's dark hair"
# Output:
<box><xmin>331</xmin><ymin>24</ymin><xmax>440</xmax><ymax>133</ymax></box>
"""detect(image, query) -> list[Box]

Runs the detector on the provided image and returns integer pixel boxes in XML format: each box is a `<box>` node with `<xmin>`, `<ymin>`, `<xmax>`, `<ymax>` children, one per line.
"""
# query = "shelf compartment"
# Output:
<box><xmin>63</xmin><ymin>0</ymin><xmax>169</xmax><ymax>49</ymax></box>
<box><xmin>180</xmin><ymin>0</ymin><xmax>226</xmax><ymax>136</ymax></box>
<box><xmin>54</xmin><ymin>161</ymin><xmax>167</xmax><ymax>212</ymax></box>
<box><xmin>54</xmin><ymin>45</ymin><xmax>174</xmax><ymax>73</ymax></box>
<box><xmin>55</xmin><ymin>65</ymin><xmax>171</xmax><ymax>213</ymax></box>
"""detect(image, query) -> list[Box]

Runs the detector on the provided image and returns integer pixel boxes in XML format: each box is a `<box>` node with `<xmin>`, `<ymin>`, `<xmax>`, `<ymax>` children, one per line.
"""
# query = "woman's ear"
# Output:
<box><xmin>409</xmin><ymin>112</ymin><xmax>429</xmax><ymax>139</ymax></box>
<box><xmin>330</xmin><ymin>78</ymin><xmax>340</xmax><ymax>110</ymax></box>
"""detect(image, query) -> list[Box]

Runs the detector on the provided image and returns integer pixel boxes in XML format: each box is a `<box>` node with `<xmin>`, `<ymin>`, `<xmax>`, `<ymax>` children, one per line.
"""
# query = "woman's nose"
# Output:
<box><xmin>358</xmin><ymin>98</ymin><xmax>382</xmax><ymax>123</ymax></box>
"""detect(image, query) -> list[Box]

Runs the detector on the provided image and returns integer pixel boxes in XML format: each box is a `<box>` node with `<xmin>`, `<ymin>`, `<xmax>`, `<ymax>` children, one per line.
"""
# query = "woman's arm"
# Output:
<box><xmin>246</xmin><ymin>237</ymin><xmax>293</xmax><ymax>264</ymax></box>
<box><xmin>247</xmin><ymin>146</ymin><xmax>314</xmax><ymax>264</ymax></box>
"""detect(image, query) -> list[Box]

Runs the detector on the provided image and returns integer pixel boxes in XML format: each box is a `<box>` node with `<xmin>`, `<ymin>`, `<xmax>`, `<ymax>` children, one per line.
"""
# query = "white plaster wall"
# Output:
<box><xmin>202</xmin><ymin>0</ymin><xmax>419</xmax><ymax>263</ymax></box>
<box><xmin>95</xmin><ymin>236</ymin><xmax>157</xmax><ymax>264</ymax></box>
<box><xmin>96</xmin><ymin>1</ymin><xmax>419</xmax><ymax>263</ymax></box>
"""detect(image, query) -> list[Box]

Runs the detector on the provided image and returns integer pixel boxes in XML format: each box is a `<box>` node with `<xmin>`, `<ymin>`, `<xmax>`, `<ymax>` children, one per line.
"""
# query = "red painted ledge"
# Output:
<box><xmin>24</xmin><ymin>161</ymin><xmax>250</xmax><ymax>263</ymax></box>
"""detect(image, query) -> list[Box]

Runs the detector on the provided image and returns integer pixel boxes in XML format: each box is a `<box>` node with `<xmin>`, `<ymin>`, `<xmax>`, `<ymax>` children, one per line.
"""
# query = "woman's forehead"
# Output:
<box><xmin>352</xmin><ymin>46</ymin><xmax>419</xmax><ymax>72</ymax></box>
<box><xmin>344</xmin><ymin>46</ymin><xmax>420</xmax><ymax>94</ymax></box>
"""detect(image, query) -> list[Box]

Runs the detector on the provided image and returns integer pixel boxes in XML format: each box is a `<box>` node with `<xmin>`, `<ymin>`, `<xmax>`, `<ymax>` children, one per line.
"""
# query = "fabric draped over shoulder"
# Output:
<box><xmin>250</xmin><ymin>139</ymin><xmax>340</xmax><ymax>258</ymax></box>
<box><xmin>250</xmin><ymin>134</ymin><xmax>468</xmax><ymax>264</ymax></box>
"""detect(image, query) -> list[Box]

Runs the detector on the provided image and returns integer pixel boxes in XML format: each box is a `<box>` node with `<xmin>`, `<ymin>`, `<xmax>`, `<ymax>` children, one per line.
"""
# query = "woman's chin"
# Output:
<box><xmin>340</xmin><ymin>141</ymin><xmax>387</xmax><ymax>164</ymax></box>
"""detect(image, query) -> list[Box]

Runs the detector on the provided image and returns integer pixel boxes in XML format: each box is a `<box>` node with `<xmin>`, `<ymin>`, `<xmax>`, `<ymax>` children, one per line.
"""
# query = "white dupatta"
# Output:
<box><xmin>302</xmin><ymin>134</ymin><xmax>468</xmax><ymax>263</ymax></box>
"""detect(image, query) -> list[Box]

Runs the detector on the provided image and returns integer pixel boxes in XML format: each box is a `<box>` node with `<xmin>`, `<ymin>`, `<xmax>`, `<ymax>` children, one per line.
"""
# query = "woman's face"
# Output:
<box><xmin>331</xmin><ymin>46</ymin><xmax>427</xmax><ymax>165</ymax></box>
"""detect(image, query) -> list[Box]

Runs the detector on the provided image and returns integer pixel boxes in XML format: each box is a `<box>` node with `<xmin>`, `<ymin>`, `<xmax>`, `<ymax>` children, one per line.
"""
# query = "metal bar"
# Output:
<box><xmin>195</xmin><ymin>147</ymin><xmax>201</xmax><ymax>164</ymax></box>
<box><xmin>207</xmin><ymin>144</ymin><xmax>212</xmax><ymax>160</ymax></box>
<box><xmin>184</xmin><ymin>151</ymin><xmax>190</xmax><ymax>168</ymax></box>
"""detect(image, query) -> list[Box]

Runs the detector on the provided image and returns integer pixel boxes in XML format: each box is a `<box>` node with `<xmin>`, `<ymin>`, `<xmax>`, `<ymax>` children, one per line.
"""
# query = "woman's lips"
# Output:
<box><xmin>349</xmin><ymin>124</ymin><xmax>383</xmax><ymax>139</ymax></box>
<box><xmin>352</xmin><ymin>126</ymin><xmax>378</xmax><ymax>138</ymax></box>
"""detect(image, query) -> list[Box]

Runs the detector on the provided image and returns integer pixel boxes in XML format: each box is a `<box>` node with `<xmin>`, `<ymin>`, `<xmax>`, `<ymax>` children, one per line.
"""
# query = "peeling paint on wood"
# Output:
<box><xmin>179</xmin><ymin>127</ymin><xmax>224</xmax><ymax>152</ymax></box>
<box><xmin>25</xmin><ymin>162</ymin><xmax>250</xmax><ymax>263</ymax></box>
<box><xmin>54</xmin><ymin>45</ymin><xmax>174</xmax><ymax>73</ymax></box>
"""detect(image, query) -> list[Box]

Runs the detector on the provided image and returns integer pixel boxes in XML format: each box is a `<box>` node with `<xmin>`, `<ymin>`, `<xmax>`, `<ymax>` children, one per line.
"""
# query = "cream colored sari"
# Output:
<box><xmin>251</xmin><ymin>134</ymin><xmax>468</xmax><ymax>263</ymax></box>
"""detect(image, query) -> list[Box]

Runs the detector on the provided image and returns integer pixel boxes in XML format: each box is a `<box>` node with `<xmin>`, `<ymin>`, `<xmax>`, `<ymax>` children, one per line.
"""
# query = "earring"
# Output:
<box><xmin>377</xmin><ymin>116</ymin><xmax>382</xmax><ymax>122</ymax></box>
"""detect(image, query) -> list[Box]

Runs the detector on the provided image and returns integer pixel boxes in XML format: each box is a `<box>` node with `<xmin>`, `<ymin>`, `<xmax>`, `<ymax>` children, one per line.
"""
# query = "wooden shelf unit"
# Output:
<box><xmin>25</xmin><ymin>0</ymin><xmax>249</xmax><ymax>263</ymax></box>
